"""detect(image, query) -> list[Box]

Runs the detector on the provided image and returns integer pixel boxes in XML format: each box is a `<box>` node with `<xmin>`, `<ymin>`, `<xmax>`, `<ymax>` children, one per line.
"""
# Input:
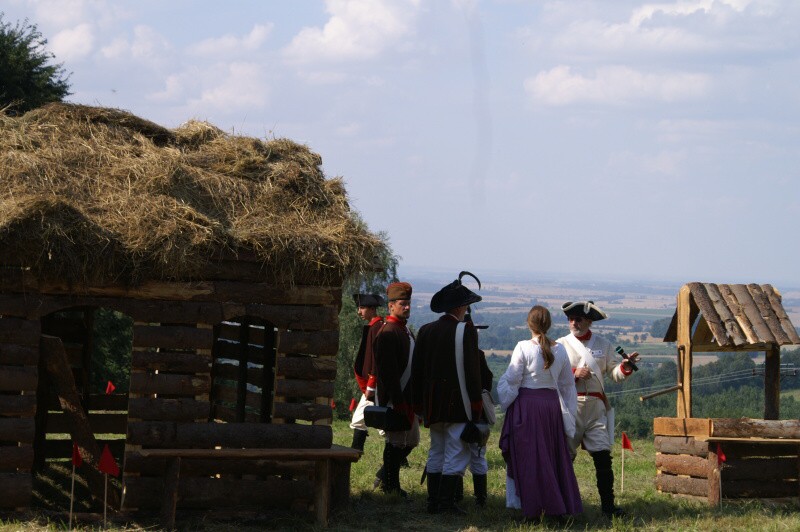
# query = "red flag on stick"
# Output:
<box><xmin>716</xmin><ymin>442</ymin><xmax>726</xmax><ymax>466</ymax></box>
<box><xmin>98</xmin><ymin>444</ymin><xmax>120</xmax><ymax>477</ymax></box>
<box><xmin>621</xmin><ymin>432</ymin><xmax>634</xmax><ymax>452</ymax></box>
<box><xmin>71</xmin><ymin>442</ymin><xmax>83</xmax><ymax>467</ymax></box>
<box><xmin>105</xmin><ymin>381</ymin><xmax>116</xmax><ymax>395</ymax></box>
<box><xmin>349</xmin><ymin>398</ymin><xmax>357</xmax><ymax>412</ymax></box>
<box><xmin>330</xmin><ymin>399</ymin><xmax>336</xmax><ymax>408</ymax></box>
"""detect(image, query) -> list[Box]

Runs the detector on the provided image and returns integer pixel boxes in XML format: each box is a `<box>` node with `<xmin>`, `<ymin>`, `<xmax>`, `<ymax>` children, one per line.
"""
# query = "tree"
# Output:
<box><xmin>0</xmin><ymin>14</ymin><xmax>71</xmax><ymax>113</ymax></box>
<box><xmin>333</xmin><ymin>226</ymin><xmax>399</xmax><ymax>417</ymax></box>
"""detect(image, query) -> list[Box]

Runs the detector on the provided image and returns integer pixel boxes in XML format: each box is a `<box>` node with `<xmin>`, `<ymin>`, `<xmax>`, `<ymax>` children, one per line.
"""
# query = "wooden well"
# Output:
<box><xmin>654</xmin><ymin>282</ymin><xmax>800</xmax><ymax>505</ymax></box>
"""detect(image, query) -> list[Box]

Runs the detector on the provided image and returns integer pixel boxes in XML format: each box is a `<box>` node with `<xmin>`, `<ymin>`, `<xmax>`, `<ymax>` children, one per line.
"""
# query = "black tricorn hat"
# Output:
<box><xmin>352</xmin><ymin>293</ymin><xmax>385</xmax><ymax>307</ymax></box>
<box><xmin>562</xmin><ymin>300</ymin><xmax>607</xmax><ymax>322</ymax></box>
<box><xmin>430</xmin><ymin>271</ymin><xmax>483</xmax><ymax>313</ymax></box>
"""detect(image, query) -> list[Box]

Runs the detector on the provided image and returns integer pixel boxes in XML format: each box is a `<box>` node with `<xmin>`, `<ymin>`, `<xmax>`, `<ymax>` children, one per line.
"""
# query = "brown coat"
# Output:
<box><xmin>412</xmin><ymin>315</ymin><xmax>483</xmax><ymax>426</ymax></box>
<box><xmin>373</xmin><ymin>317</ymin><xmax>415</xmax><ymax>410</ymax></box>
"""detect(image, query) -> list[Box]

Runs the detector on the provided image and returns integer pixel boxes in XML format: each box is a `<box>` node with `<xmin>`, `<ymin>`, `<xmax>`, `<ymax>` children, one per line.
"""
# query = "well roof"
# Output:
<box><xmin>0</xmin><ymin>103</ymin><xmax>383</xmax><ymax>286</ymax></box>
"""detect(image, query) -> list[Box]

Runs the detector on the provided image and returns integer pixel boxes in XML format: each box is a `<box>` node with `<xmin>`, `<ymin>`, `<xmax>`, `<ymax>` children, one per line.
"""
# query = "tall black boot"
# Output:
<box><xmin>351</xmin><ymin>429</ymin><xmax>368</xmax><ymax>451</ymax></box>
<box><xmin>439</xmin><ymin>475</ymin><xmax>467</xmax><ymax>515</ymax></box>
<box><xmin>426</xmin><ymin>471</ymin><xmax>442</xmax><ymax>513</ymax></box>
<box><xmin>381</xmin><ymin>444</ymin><xmax>407</xmax><ymax>497</ymax></box>
<box><xmin>473</xmin><ymin>474</ymin><xmax>487</xmax><ymax>507</ymax></box>
<box><xmin>454</xmin><ymin>474</ymin><xmax>464</xmax><ymax>502</ymax></box>
<box><xmin>592</xmin><ymin>450</ymin><xmax>625</xmax><ymax>518</ymax></box>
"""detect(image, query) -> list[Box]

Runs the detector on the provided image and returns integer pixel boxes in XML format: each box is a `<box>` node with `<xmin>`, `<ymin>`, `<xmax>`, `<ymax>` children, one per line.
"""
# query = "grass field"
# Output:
<box><xmin>4</xmin><ymin>418</ymin><xmax>800</xmax><ymax>531</ymax></box>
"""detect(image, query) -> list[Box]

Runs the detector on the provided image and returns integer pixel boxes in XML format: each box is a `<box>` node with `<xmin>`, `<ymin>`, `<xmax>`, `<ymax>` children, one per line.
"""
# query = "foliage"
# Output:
<box><xmin>0</xmin><ymin>14</ymin><xmax>70</xmax><ymax>113</ymax></box>
<box><xmin>89</xmin><ymin>308</ymin><xmax>133</xmax><ymax>394</ymax></box>
<box><xmin>333</xmin><ymin>227</ymin><xmax>399</xmax><ymax>417</ymax></box>
<box><xmin>650</xmin><ymin>316</ymin><xmax>671</xmax><ymax>339</ymax></box>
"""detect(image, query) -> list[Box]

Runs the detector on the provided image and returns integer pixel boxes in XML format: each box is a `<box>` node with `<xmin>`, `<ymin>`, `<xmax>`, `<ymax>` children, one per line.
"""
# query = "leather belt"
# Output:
<box><xmin>577</xmin><ymin>392</ymin><xmax>606</xmax><ymax>400</ymax></box>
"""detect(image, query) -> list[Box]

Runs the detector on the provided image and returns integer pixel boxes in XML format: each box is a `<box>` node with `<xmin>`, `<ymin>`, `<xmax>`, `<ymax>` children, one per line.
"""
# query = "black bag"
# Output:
<box><xmin>364</xmin><ymin>405</ymin><xmax>411</xmax><ymax>432</ymax></box>
<box><xmin>460</xmin><ymin>421</ymin><xmax>491</xmax><ymax>447</ymax></box>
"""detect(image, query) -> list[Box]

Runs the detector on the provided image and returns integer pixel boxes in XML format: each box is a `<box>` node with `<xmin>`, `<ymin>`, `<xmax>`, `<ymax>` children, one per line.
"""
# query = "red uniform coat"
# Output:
<box><xmin>373</xmin><ymin>316</ymin><xmax>415</xmax><ymax>419</ymax></box>
<box><xmin>353</xmin><ymin>316</ymin><xmax>382</xmax><ymax>395</ymax></box>
<box><xmin>412</xmin><ymin>315</ymin><xmax>483</xmax><ymax>426</ymax></box>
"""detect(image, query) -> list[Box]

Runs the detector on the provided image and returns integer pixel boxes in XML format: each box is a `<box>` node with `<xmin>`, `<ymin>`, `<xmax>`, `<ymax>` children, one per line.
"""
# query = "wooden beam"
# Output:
<box><xmin>128</xmin><ymin>397</ymin><xmax>211</xmax><ymax>422</ymax></box>
<box><xmin>711</xmin><ymin>418</ymin><xmax>800</xmax><ymax>439</ymax></box>
<box><xmin>655</xmin><ymin>473</ymin><xmax>708</xmax><ymax>497</ymax></box>
<box><xmin>762</xmin><ymin>284</ymin><xmax>800</xmax><ymax>344</ymax></box>
<box><xmin>719</xmin><ymin>284</ymin><xmax>760</xmax><ymax>345</ymax></box>
<box><xmin>728</xmin><ymin>284</ymin><xmax>775</xmax><ymax>344</ymax></box>
<box><xmin>676</xmin><ymin>285</ymin><xmax>693</xmax><ymax>418</ymax></box>
<box><xmin>0</xmin><ymin>472</ymin><xmax>32</xmax><ymax>509</ymax></box>
<box><xmin>764</xmin><ymin>343</ymin><xmax>780</xmax><ymax>420</ymax></box>
<box><xmin>0</xmin><ymin>345</ymin><xmax>39</xmax><ymax>366</ymax></box>
<box><xmin>126</xmin><ymin>421</ymin><xmax>333</xmax><ymax>449</ymax></box>
<box><xmin>0</xmin><ymin>395</ymin><xmax>37</xmax><ymax>417</ymax></box>
<box><xmin>133</xmin><ymin>325</ymin><xmax>213</xmax><ymax>350</ymax></box>
<box><xmin>130</xmin><ymin>373</ymin><xmax>211</xmax><ymax>396</ymax></box>
<box><xmin>687</xmin><ymin>283</ymin><xmax>728</xmax><ymax>347</ymax></box>
<box><xmin>654</xmin><ymin>436</ymin><xmax>709</xmax><ymax>457</ymax></box>
<box><xmin>0</xmin><ymin>365</ymin><xmax>38</xmax><ymax>392</ymax></box>
<box><xmin>653</xmin><ymin>417</ymin><xmax>711</xmax><ymax>438</ymax></box>
<box><xmin>748</xmin><ymin>284</ymin><xmax>791</xmax><ymax>344</ymax></box>
<box><xmin>656</xmin><ymin>453</ymin><xmax>709</xmax><ymax>478</ymax></box>
<box><xmin>0</xmin><ymin>446</ymin><xmax>34</xmax><ymax>472</ymax></box>
<box><xmin>40</xmin><ymin>335</ymin><xmax>119</xmax><ymax>508</ymax></box>
<box><xmin>704</xmin><ymin>283</ymin><xmax>748</xmax><ymax>347</ymax></box>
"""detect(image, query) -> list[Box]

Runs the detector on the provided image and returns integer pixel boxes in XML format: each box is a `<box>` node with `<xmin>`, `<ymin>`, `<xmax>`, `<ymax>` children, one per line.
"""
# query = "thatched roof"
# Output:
<box><xmin>0</xmin><ymin>103</ymin><xmax>383</xmax><ymax>286</ymax></box>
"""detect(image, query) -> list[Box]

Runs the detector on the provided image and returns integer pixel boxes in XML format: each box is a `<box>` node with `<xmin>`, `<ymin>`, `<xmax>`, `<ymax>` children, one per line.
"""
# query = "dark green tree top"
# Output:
<box><xmin>0</xmin><ymin>13</ymin><xmax>71</xmax><ymax>113</ymax></box>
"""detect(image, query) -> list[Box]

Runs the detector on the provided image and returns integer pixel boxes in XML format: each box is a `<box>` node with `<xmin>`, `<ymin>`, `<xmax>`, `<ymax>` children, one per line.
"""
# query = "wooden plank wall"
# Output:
<box><xmin>0</xmin><ymin>318</ymin><xmax>40</xmax><ymax>509</ymax></box>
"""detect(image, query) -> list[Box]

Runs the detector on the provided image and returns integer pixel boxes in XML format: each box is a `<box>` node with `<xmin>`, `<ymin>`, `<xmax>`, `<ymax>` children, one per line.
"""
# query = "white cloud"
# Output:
<box><xmin>282</xmin><ymin>0</ymin><xmax>421</xmax><ymax>64</ymax></box>
<box><xmin>50</xmin><ymin>23</ymin><xmax>93</xmax><ymax>61</ymax></box>
<box><xmin>525</xmin><ymin>65</ymin><xmax>711</xmax><ymax>106</ymax></box>
<box><xmin>188</xmin><ymin>24</ymin><xmax>273</xmax><ymax>56</ymax></box>
<box><xmin>99</xmin><ymin>25</ymin><xmax>171</xmax><ymax>67</ymax></box>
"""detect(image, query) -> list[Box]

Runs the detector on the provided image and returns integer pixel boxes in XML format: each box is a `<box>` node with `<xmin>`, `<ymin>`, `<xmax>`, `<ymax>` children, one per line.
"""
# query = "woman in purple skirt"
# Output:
<box><xmin>497</xmin><ymin>305</ymin><xmax>582</xmax><ymax>520</ymax></box>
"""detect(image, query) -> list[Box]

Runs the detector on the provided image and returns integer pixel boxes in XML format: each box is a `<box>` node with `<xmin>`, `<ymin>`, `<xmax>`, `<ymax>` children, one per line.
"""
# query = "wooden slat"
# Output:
<box><xmin>45</xmin><ymin>413</ymin><xmax>127</xmax><ymax>434</ymax></box>
<box><xmin>0</xmin><ymin>318</ymin><xmax>40</xmax><ymax>345</ymax></box>
<box><xmin>0</xmin><ymin>472</ymin><xmax>32</xmax><ymax>508</ymax></box>
<box><xmin>764</xmin><ymin>344</ymin><xmax>780</xmax><ymax>420</ymax></box>
<box><xmin>654</xmin><ymin>436</ymin><xmax>709</xmax><ymax>457</ymax></box>
<box><xmin>711</xmin><ymin>418</ymin><xmax>800</xmax><ymax>439</ymax></box>
<box><xmin>211</xmin><ymin>404</ymin><xmax>259</xmax><ymax>423</ymax></box>
<box><xmin>725</xmin><ymin>479</ymin><xmax>798</xmax><ymax>498</ymax></box>
<box><xmin>213</xmin><ymin>340</ymin><xmax>267</xmax><ymax>363</ymax></box>
<box><xmin>0</xmin><ymin>366</ymin><xmax>37</xmax><ymax>393</ymax></box>
<box><xmin>130</xmin><ymin>372</ymin><xmax>211</xmax><ymax>396</ymax></box>
<box><xmin>655</xmin><ymin>473</ymin><xmax>708</xmax><ymax>497</ymax></box>
<box><xmin>43</xmin><ymin>438</ymin><xmax>124</xmax><ymax>459</ymax></box>
<box><xmin>126</xmin><ymin>421</ymin><xmax>332</xmax><ymax>449</ymax></box>
<box><xmin>762</xmin><ymin>284</ymin><xmax>800</xmax><ymax>344</ymax></box>
<box><xmin>212</xmin><ymin>384</ymin><xmax>262</xmax><ymax>410</ymax></box>
<box><xmin>217</xmin><ymin>322</ymin><xmax>269</xmax><ymax>344</ymax></box>
<box><xmin>707</xmin><ymin>440</ymin><xmax>800</xmax><ymax>459</ymax></box>
<box><xmin>276</xmin><ymin>356</ymin><xmax>337</xmax><ymax>380</ymax></box>
<box><xmin>728</xmin><ymin>284</ymin><xmax>775</xmax><ymax>344</ymax></box>
<box><xmin>135</xmin><ymin>446</ymin><xmax>361</xmax><ymax>461</ymax></box>
<box><xmin>722</xmin><ymin>456</ymin><xmax>798</xmax><ymax>481</ymax></box>
<box><xmin>654</xmin><ymin>417</ymin><xmax>711</xmax><ymax>438</ymax></box>
<box><xmin>124</xmin><ymin>454</ymin><xmax>315</xmax><ymax>476</ymax></box>
<box><xmin>748</xmin><ymin>284</ymin><xmax>791</xmax><ymax>344</ymax></box>
<box><xmin>273</xmin><ymin>402</ymin><xmax>332</xmax><ymax>422</ymax></box>
<box><xmin>704</xmin><ymin>283</ymin><xmax>748</xmax><ymax>346</ymax></box>
<box><xmin>718</xmin><ymin>285</ymin><xmax>760</xmax><ymax>345</ymax></box>
<box><xmin>687</xmin><ymin>283</ymin><xmax>729</xmax><ymax>347</ymax></box>
<box><xmin>0</xmin><ymin>394</ymin><xmax>37</xmax><ymax>417</ymax></box>
<box><xmin>45</xmin><ymin>393</ymin><xmax>129</xmax><ymax>411</ymax></box>
<box><xmin>656</xmin><ymin>453</ymin><xmax>709</xmax><ymax>478</ymax></box>
<box><xmin>0</xmin><ymin>418</ymin><xmax>35</xmax><ymax>444</ymax></box>
<box><xmin>275</xmin><ymin>379</ymin><xmax>334</xmax><ymax>399</ymax></box>
<box><xmin>0</xmin><ymin>446</ymin><xmax>34</xmax><ymax>472</ymax></box>
<box><xmin>0</xmin><ymin>345</ymin><xmax>38</xmax><ymax>366</ymax></box>
<box><xmin>213</xmin><ymin>361</ymin><xmax>266</xmax><ymax>387</ymax></box>
<box><xmin>128</xmin><ymin>397</ymin><xmax>210</xmax><ymax>422</ymax></box>
<box><xmin>677</xmin><ymin>285</ymin><xmax>694</xmax><ymax>418</ymax></box>
<box><xmin>244</xmin><ymin>303</ymin><xmax>337</xmax><ymax>331</ymax></box>
<box><xmin>132</xmin><ymin>350</ymin><xmax>211</xmax><ymax>373</ymax></box>
<box><xmin>133</xmin><ymin>325</ymin><xmax>213</xmax><ymax>350</ymax></box>
<box><xmin>277</xmin><ymin>330</ymin><xmax>338</xmax><ymax>356</ymax></box>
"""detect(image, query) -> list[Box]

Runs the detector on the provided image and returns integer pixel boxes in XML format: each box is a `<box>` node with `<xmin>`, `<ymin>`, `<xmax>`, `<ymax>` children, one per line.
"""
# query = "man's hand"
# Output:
<box><xmin>622</xmin><ymin>351</ymin><xmax>640</xmax><ymax>370</ymax></box>
<box><xmin>574</xmin><ymin>366</ymin><xmax>592</xmax><ymax>380</ymax></box>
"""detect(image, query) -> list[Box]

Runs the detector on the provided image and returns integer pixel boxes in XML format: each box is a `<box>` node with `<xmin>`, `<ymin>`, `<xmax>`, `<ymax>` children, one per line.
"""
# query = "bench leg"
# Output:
<box><xmin>162</xmin><ymin>457</ymin><xmax>181</xmax><ymax>530</ymax></box>
<box><xmin>315</xmin><ymin>459</ymin><xmax>330</xmax><ymax>527</ymax></box>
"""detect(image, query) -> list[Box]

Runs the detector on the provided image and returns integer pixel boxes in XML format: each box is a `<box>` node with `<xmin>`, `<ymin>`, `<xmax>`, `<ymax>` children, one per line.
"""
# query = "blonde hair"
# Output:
<box><xmin>527</xmin><ymin>305</ymin><xmax>554</xmax><ymax>369</ymax></box>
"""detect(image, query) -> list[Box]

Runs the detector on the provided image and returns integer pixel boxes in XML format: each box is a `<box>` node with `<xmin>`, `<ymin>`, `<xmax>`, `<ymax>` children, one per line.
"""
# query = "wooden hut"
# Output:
<box><xmin>0</xmin><ymin>104</ymin><xmax>379</xmax><ymax>525</ymax></box>
<box><xmin>653</xmin><ymin>282</ymin><xmax>800</xmax><ymax>504</ymax></box>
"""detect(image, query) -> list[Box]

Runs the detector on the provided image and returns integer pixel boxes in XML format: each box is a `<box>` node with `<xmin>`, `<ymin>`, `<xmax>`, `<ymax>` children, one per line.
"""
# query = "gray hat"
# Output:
<box><xmin>562</xmin><ymin>300</ymin><xmax>607</xmax><ymax>321</ymax></box>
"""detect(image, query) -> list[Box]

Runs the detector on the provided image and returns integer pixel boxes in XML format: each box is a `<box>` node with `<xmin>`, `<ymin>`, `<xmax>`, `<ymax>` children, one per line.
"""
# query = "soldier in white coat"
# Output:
<box><xmin>556</xmin><ymin>301</ymin><xmax>639</xmax><ymax>518</ymax></box>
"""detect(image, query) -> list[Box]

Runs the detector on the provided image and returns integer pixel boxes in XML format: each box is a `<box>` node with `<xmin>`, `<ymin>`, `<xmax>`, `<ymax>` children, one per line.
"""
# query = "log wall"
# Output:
<box><xmin>655</xmin><ymin>420</ymin><xmax>800</xmax><ymax>505</ymax></box>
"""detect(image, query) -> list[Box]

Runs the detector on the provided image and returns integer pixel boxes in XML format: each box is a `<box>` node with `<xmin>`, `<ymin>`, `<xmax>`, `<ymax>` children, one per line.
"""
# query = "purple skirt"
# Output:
<box><xmin>499</xmin><ymin>388</ymin><xmax>583</xmax><ymax>517</ymax></box>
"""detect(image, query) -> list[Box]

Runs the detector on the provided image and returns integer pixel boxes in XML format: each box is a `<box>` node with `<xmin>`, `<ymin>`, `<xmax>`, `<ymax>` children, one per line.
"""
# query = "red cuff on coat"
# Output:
<box><xmin>620</xmin><ymin>363</ymin><xmax>633</xmax><ymax>376</ymax></box>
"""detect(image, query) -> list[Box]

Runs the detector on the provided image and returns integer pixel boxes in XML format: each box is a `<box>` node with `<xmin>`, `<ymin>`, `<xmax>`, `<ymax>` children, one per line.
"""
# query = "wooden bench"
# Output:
<box><xmin>132</xmin><ymin>445</ymin><xmax>361</xmax><ymax>528</ymax></box>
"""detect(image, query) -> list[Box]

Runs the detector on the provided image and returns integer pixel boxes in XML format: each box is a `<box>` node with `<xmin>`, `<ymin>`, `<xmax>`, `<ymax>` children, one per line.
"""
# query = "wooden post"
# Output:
<box><xmin>707</xmin><ymin>448</ymin><xmax>720</xmax><ymax>507</ymax></box>
<box><xmin>162</xmin><ymin>457</ymin><xmax>181</xmax><ymax>531</ymax></box>
<box><xmin>676</xmin><ymin>285</ymin><xmax>693</xmax><ymax>418</ymax></box>
<box><xmin>314</xmin><ymin>459</ymin><xmax>330</xmax><ymax>527</ymax></box>
<box><xmin>764</xmin><ymin>344</ymin><xmax>780</xmax><ymax>420</ymax></box>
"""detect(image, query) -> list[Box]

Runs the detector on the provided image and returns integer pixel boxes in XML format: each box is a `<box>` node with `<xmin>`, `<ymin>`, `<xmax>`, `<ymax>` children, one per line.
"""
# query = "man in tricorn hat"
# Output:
<box><xmin>412</xmin><ymin>272</ymin><xmax>484</xmax><ymax>513</ymax></box>
<box><xmin>350</xmin><ymin>293</ymin><xmax>385</xmax><ymax>452</ymax></box>
<box><xmin>373</xmin><ymin>281</ymin><xmax>419</xmax><ymax>496</ymax></box>
<box><xmin>556</xmin><ymin>301</ymin><xmax>639</xmax><ymax>518</ymax></box>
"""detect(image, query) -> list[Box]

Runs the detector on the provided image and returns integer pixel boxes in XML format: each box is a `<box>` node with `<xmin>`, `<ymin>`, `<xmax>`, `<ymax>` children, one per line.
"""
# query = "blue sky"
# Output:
<box><xmin>3</xmin><ymin>0</ymin><xmax>799</xmax><ymax>286</ymax></box>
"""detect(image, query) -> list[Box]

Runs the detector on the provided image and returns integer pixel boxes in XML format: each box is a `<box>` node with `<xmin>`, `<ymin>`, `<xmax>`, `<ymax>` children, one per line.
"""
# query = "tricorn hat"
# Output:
<box><xmin>562</xmin><ymin>300</ymin><xmax>607</xmax><ymax>322</ymax></box>
<box><xmin>352</xmin><ymin>293</ymin><xmax>385</xmax><ymax>308</ymax></box>
<box><xmin>430</xmin><ymin>271</ymin><xmax>483</xmax><ymax>313</ymax></box>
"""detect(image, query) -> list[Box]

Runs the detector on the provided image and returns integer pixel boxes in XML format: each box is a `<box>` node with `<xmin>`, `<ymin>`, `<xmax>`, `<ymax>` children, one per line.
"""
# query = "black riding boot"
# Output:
<box><xmin>351</xmin><ymin>429</ymin><xmax>368</xmax><ymax>451</ymax></box>
<box><xmin>473</xmin><ymin>474</ymin><xmax>487</xmax><ymax>507</ymax></box>
<box><xmin>592</xmin><ymin>450</ymin><xmax>625</xmax><ymax>518</ymax></box>
<box><xmin>454</xmin><ymin>474</ymin><xmax>464</xmax><ymax>502</ymax></box>
<box><xmin>381</xmin><ymin>444</ymin><xmax>407</xmax><ymax>497</ymax></box>
<box><xmin>426</xmin><ymin>471</ymin><xmax>442</xmax><ymax>513</ymax></box>
<box><xmin>439</xmin><ymin>475</ymin><xmax>467</xmax><ymax>515</ymax></box>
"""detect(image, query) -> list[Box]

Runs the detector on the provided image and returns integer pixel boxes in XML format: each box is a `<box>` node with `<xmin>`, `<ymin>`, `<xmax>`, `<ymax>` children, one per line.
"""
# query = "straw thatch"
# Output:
<box><xmin>0</xmin><ymin>103</ymin><xmax>383</xmax><ymax>286</ymax></box>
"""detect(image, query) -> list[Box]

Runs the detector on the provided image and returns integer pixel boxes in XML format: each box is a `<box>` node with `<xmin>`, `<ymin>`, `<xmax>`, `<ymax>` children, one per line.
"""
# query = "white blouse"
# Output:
<box><xmin>497</xmin><ymin>338</ymin><xmax>577</xmax><ymax>417</ymax></box>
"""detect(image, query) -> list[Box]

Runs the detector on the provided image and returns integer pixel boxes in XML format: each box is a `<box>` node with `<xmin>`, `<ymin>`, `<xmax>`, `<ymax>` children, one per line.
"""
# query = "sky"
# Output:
<box><xmin>2</xmin><ymin>0</ymin><xmax>799</xmax><ymax>287</ymax></box>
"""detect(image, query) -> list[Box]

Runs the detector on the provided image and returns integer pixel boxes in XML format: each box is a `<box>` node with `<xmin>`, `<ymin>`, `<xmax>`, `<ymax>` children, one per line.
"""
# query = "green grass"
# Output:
<box><xmin>4</xmin><ymin>418</ymin><xmax>800</xmax><ymax>531</ymax></box>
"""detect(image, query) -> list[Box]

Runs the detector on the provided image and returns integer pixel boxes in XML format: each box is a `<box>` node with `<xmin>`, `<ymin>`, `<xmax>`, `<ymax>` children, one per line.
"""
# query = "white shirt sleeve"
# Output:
<box><xmin>497</xmin><ymin>341</ymin><xmax>526</xmax><ymax>412</ymax></box>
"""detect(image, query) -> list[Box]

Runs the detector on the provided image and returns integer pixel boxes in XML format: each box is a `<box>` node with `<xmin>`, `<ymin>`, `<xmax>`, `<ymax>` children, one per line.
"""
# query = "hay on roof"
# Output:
<box><xmin>0</xmin><ymin>103</ymin><xmax>383</xmax><ymax>286</ymax></box>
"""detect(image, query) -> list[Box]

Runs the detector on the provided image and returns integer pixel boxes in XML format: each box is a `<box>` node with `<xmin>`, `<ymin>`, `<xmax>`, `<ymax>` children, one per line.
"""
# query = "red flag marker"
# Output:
<box><xmin>98</xmin><ymin>444</ymin><xmax>120</xmax><ymax>477</ymax></box>
<box><xmin>349</xmin><ymin>398</ymin><xmax>357</xmax><ymax>412</ymax></box>
<box><xmin>621</xmin><ymin>432</ymin><xmax>634</xmax><ymax>452</ymax></box>
<box><xmin>105</xmin><ymin>381</ymin><xmax>116</xmax><ymax>395</ymax></box>
<box><xmin>330</xmin><ymin>399</ymin><xmax>336</xmax><ymax>408</ymax></box>
<box><xmin>716</xmin><ymin>442</ymin><xmax>726</xmax><ymax>466</ymax></box>
<box><xmin>71</xmin><ymin>442</ymin><xmax>82</xmax><ymax>467</ymax></box>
